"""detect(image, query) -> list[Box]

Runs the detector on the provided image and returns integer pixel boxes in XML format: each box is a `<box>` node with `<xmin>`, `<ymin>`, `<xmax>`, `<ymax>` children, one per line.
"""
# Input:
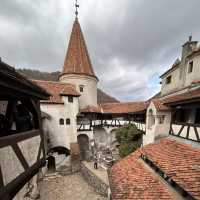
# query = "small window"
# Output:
<box><xmin>68</xmin><ymin>96</ymin><xmax>73</xmax><ymax>103</ymax></box>
<box><xmin>166</xmin><ymin>76</ymin><xmax>172</xmax><ymax>84</ymax></box>
<box><xmin>79</xmin><ymin>85</ymin><xmax>84</xmax><ymax>92</ymax></box>
<box><xmin>158</xmin><ymin>116</ymin><xmax>165</xmax><ymax>124</ymax></box>
<box><xmin>66</xmin><ymin>118</ymin><xmax>71</xmax><ymax>125</ymax></box>
<box><xmin>59</xmin><ymin>118</ymin><xmax>64</xmax><ymax>125</ymax></box>
<box><xmin>188</xmin><ymin>61</ymin><xmax>193</xmax><ymax>73</ymax></box>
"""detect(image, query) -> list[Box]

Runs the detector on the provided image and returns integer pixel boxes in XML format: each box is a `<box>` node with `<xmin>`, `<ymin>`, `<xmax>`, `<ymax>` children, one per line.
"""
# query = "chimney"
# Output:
<box><xmin>182</xmin><ymin>36</ymin><xmax>198</xmax><ymax>59</ymax></box>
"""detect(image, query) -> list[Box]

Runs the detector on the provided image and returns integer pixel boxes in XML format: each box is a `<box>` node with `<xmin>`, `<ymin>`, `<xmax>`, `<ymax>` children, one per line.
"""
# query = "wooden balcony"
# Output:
<box><xmin>170</xmin><ymin>122</ymin><xmax>200</xmax><ymax>143</ymax></box>
<box><xmin>77</xmin><ymin>119</ymin><xmax>146</xmax><ymax>133</ymax></box>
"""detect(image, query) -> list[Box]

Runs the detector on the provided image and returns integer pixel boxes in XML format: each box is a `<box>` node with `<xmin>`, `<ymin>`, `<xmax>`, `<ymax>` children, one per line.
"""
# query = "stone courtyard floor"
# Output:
<box><xmin>39</xmin><ymin>173</ymin><xmax>107</xmax><ymax>200</ymax></box>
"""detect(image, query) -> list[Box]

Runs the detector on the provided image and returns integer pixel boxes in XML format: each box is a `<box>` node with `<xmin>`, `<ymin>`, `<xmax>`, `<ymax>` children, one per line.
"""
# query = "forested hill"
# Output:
<box><xmin>17</xmin><ymin>68</ymin><xmax>119</xmax><ymax>104</ymax></box>
<box><xmin>17</xmin><ymin>69</ymin><xmax>60</xmax><ymax>81</ymax></box>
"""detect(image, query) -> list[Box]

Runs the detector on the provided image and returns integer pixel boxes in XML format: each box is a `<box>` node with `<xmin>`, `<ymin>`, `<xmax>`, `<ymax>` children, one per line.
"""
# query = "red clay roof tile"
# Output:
<box><xmin>109</xmin><ymin>138</ymin><xmax>200</xmax><ymax>200</ymax></box>
<box><xmin>100</xmin><ymin>102</ymin><xmax>148</xmax><ymax>114</ymax></box>
<box><xmin>152</xmin><ymin>99</ymin><xmax>170</xmax><ymax>111</ymax></box>
<box><xmin>61</xmin><ymin>18</ymin><xmax>98</xmax><ymax>80</ymax></box>
<box><xmin>32</xmin><ymin>80</ymin><xmax>80</xmax><ymax>104</ymax></box>
<box><xmin>162</xmin><ymin>87</ymin><xmax>200</xmax><ymax>105</ymax></box>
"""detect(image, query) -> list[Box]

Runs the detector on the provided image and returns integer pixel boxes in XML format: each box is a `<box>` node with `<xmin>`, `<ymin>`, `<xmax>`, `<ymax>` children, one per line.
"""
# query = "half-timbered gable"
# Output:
<box><xmin>0</xmin><ymin>60</ymin><xmax>49</xmax><ymax>200</ymax></box>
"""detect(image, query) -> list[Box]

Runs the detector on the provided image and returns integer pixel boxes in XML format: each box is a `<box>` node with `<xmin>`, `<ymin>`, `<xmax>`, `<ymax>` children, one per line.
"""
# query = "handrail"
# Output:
<box><xmin>172</xmin><ymin>122</ymin><xmax>200</xmax><ymax>127</ymax></box>
<box><xmin>0</xmin><ymin>129</ymin><xmax>41</xmax><ymax>149</ymax></box>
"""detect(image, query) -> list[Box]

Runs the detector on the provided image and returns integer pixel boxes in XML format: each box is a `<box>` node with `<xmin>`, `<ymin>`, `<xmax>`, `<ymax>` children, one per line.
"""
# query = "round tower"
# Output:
<box><xmin>59</xmin><ymin>18</ymin><xmax>98</xmax><ymax>109</ymax></box>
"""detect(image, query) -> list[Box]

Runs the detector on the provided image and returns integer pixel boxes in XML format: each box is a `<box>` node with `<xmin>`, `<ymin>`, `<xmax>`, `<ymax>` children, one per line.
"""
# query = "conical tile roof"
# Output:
<box><xmin>61</xmin><ymin>18</ymin><xmax>98</xmax><ymax>80</ymax></box>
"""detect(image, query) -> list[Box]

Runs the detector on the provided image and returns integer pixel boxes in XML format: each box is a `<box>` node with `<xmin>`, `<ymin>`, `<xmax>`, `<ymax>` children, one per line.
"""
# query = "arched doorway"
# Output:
<box><xmin>47</xmin><ymin>146</ymin><xmax>70</xmax><ymax>172</ymax></box>
<box><xmin>77</xmin><ymin>134</ymin><xmax>89</xmax><ymax>160</ymax></box>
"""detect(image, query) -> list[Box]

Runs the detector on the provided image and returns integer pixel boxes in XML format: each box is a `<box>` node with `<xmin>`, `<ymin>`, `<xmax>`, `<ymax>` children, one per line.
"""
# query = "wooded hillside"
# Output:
<box><xmin>17</xmin><ymin>68</ymin><xmax>119</xmax><ymax>104</ymax></box>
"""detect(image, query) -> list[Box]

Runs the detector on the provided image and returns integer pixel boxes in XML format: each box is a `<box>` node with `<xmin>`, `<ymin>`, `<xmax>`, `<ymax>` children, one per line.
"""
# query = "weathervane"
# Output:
<box><xmin>75</xmin><ymin>0</ymin><xmax>79</xmax><ymax>18</ymax></box>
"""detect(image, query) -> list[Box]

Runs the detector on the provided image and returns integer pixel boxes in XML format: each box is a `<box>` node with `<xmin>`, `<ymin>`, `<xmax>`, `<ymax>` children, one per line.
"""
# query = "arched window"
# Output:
<box><xmin>59</xmin><ymin>118</ymin><xmax>64</xmax><ymax>125</ymax></box>
<box><xmin>66</xmin><ymin>118</ymin><xmax>71</xmax><ymax>125</ymax></box>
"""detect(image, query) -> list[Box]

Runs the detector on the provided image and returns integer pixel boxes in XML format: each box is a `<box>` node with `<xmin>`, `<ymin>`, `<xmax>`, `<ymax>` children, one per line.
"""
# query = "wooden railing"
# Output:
<box><xmin>77</xmin><ymin>120</ymin><xmax>146</xmax><ymax>133</ymax></box>
<box><xmin>0</xmin><ymin>129</ymin><xmax>45</xmax><ymax>200</ymax></box>
<box><xmin>170</xmin><ymin>122</ymin><xmax>200</xmax><ymax>143</ymax></box>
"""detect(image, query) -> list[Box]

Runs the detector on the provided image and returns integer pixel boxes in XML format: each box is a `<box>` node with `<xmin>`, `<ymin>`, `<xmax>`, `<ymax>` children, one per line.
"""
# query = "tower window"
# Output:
<box><xmin>68</xmin><ymin>96</ymin><xmax>73</xmax><ymax>103</ymax></box>
<box><xmin>79</xmin><ymin>85</ymin><xmax>84</xmax><ymax>92</ymax></box>
<box><xmin>188</xmin><ymin>61</ymin><xmax>193</xmax><ymax>73</ymax></box>
<box><xmin>59</xmin><ymin>118</ymin><xmax>64</xmax><ymax>125</ymax></box>
<box><xmin>66</xmin><ymin>118</ymin><xmax>71</xmax><ymax>125</ymax></box>
<box><xmin>166</xmin><ymin>76</ymin><xmax>172</xmax><ymax>84</ymax></box>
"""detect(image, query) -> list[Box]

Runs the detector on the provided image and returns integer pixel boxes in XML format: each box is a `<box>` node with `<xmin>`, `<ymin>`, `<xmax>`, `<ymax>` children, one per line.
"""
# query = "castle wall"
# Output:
<box><xmin>185</xmin><ymin>54</ymin><xmax>200</xmax><ymax>86</ymax></box>
<box><xmin>161</xmin><ymin>67</ymin><xmax>181</xmax><ymax>96</ymax></box>
<box><xmin>144</xmin><ymin>102</ymin><xmax>171</xmax><ymax>146</ymax></box>
<box><xmin>60</xmin><ymin>74</ymin><xmax>98</xmax><ymax>109</ymax></box>
<box><xmin>41</xmin><ymin>96</ymin><xmax>79</xmax><ymax>150</ymax></box>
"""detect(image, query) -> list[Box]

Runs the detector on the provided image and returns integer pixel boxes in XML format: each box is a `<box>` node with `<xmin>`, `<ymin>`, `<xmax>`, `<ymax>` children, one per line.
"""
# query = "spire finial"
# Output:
<box><xmin>75</xmin><ymin>0</ymin><xmax>79</xmax><ymax>19</ymax></box>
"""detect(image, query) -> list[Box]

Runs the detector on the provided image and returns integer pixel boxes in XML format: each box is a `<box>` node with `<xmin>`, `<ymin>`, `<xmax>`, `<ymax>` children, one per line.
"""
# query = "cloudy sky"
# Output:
<box><xmin>0</xmin><ymin>0</ymin><xmax>200</xmax><ymax>101</ymax></box>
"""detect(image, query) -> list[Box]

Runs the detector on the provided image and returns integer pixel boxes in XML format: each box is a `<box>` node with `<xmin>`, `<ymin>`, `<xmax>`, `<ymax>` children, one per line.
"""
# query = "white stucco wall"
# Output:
<box><xmin>59</xmin><ymin>74</ymin><xmax>98</xmax><ymax>109</ymax></box>
<box><xmin>161</xmin><ymin>67</ymin><xmax>181</xmax><ymax>96</ymax></box>
<box><xmin>93</xmin><ymin>127</ymin><xmax>118</xmax><ymax>148</ymax></box>
<box><xmin>185</xmin><ymin>55</ymin><xmax>200</xmax><ymax>86</ymax></box>
<box><xmin>41</xmin><ymin>96</ymin><xmax>79</xmax><ymax>150</ymax></box>
<box><xmin>144</xmin><ymin>102</ymin><xmax>171</xmax><ymax>146</ymax></box>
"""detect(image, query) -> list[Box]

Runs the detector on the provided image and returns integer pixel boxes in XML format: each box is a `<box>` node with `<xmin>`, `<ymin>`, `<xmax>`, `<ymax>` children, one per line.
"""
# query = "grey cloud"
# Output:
<box><xmin>0</xmin><ymin>0</ymin><xmax>200</xmax><ymax>101</ymax></box>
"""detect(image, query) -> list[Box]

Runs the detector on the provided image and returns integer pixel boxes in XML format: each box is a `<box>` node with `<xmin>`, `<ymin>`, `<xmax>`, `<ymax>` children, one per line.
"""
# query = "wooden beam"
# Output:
<box><xmin>0</xmin><ymin>158</ymin><xmax>46</xmax><ymax>200</ymax></box>
<box><xmin>186</xmin><ymin>126</ymin><xmax>190</xmax><ymax>139</ymax></box>
<box><xmin>0</xmin><ymin>165</ymin><xmax>4</xmax><ymax>187</ymax></box>
<box><xmin>177</xmin><ymin>125</ymin><xmax>184</xmax><ymax>136</ymax></box>
<box><xmin>169</xmin><ymin>123</ymin><xmax>174</xmax><ymax>135</ymax></box>
<box><xmin>12</xmin><ymin>144</ymin><xmax>29</xmax><ymax>170</ymax></box>
<box><xmin>37</xmin><ymin>140</ymin><xmax>43</xmax><ymax>161</ymax></box>
<box><xmin>5</xmin><ymin>100</ymin><xmax>16</xmax><ymax>129</ymax></box>
<box><xmin>194</xmin><ymin>127</ymin><xmax>200</xmax><ymax>141</ymax></box>
<box><xmin>0</xmin><ymin>130</ymin><xmax>40</xmax><ymax>149</ymax></box>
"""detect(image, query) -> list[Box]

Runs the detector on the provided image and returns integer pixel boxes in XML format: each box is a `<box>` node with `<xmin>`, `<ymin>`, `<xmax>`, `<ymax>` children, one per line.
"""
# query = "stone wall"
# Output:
<box><xmin>80</xmin><ymin>162</ymin><xmax>108</xmax><ymax>197</ymax></box>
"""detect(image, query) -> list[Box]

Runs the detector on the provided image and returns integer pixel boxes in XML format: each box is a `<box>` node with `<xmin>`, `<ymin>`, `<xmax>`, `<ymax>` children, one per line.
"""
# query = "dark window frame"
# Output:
<box><xmin>66</xmin><ymin>118</ymin><xmax>71</xmax><ymax>125</ymax></box>
<box><xmin>166</xmin><ymin>76</ymin><xmax>172</xmax><ymax>84</ymax></box>
<box><xmin>188</xmin><ymin>61</ymin><xmax>193</xmax><ymax>73</ymax></box>
<box><xmin>79</xmin><ymin>85</ymin><xmax>84</xmax><ymax>93</ymax></box>
<box><xmin>59</xmin><ymin>118</ymin><xmax>64</xmax><ymax>125</ymax></box>
<box><xmin>68</xmin><ymin>96</ymin><xmax>73</xmax><ymax>103</ymax></box>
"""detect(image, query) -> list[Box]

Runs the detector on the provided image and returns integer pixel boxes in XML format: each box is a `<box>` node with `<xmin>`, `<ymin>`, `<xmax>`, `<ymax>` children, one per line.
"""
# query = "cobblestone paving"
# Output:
<box><xmin>39</xmin><ymin>173</ymin><xmax>107</xmax><ymax>200</ymax></box>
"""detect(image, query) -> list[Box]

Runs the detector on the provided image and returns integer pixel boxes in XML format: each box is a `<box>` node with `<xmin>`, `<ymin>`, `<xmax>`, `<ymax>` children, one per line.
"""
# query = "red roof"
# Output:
<box><xmin>80</xmin><ymin>102</ymin><xmax>148</xmax><ymax>114</ymax></box>
<box><xmin>152</xmin><ymin>99</ymin><xmax>170</xmax><ymax>111</ymax></box>
<box><xmin>32</xmin><ymin>80</ymin><xmax>80</xmax><ymax>104</ymax></box>
<box><xmin>80</xmin><ymin>105</ymin><xmax>102</xmax><ymax>113</ymax></box>
<box><xmin>109</xmin><ymin>138</ymin><xmax>200</xmax><ymax>200</ymax></box>
<box><xmin>61</xmin><ymin>18</ymin><xmax>98</xmax><ymax>80</ymax></box>
<box><xmin>163</xmin><ymin>87</ymin><xmax>200</xmax><ymax>105</ymax></box>
<box><xmin>100</xmin><ymin>102</ymin><xmax>148</xmax><ymax>114</ymax></box>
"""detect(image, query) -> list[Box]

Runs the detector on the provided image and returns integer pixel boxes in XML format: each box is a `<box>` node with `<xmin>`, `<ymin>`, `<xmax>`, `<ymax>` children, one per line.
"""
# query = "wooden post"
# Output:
<box><xmin>0</xmin><ymin>165</ymin><xmax>4</xmax><ymax>187</ymax></box>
